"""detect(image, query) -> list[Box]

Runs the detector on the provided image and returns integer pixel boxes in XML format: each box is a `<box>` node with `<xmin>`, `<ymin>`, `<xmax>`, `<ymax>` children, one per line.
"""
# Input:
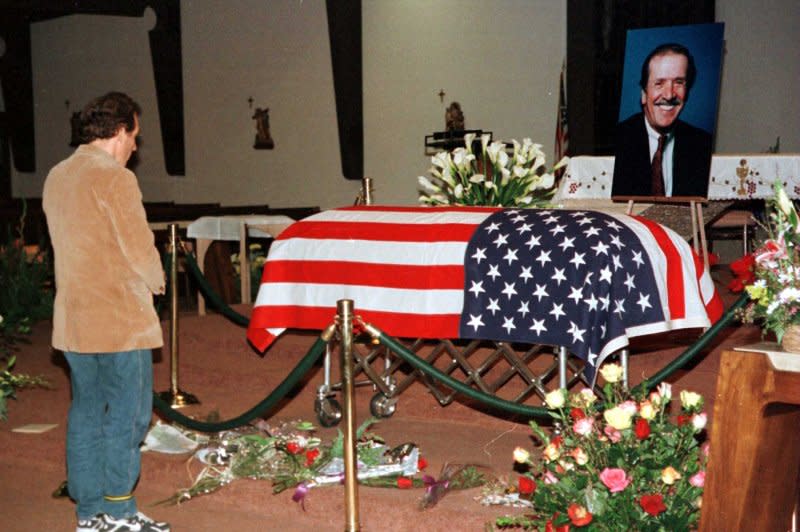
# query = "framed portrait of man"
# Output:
<box><xmin>611</xmin><ymin>23</ymin><xmax>724</xmax><ymax>199</ymax></box>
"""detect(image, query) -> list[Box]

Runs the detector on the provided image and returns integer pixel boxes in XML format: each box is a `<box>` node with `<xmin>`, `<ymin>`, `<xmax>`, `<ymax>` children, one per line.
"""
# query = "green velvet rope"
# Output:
<box><xmin>631</xmin><ymin>292</ymin><xmax>748</xmax><ymax>395</ymax></box>
<box><xmin>377</xmin><ymin>293</ymin><xmax>748</xmax><ymax>419</ymax></box>
<box><xmin>179</xmin><ymin>249</ymin><xmax>250</xmax><ymax>326</ymax></box>
<box><xmin>152</xmin><ymin>337</ymin><xmax>326</xmax><ymax>432</ymax></box>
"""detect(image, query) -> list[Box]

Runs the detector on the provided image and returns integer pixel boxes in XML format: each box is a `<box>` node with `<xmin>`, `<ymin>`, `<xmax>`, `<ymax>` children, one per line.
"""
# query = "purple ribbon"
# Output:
<box><xmin>423</xmin><ymin>474</ymin><xmax>449</xmax><ymax>496</ymax></box>
<box><xmin>292</xmin><ymin>482</ymin><xmax>309</xmax><ymax>511</ymax></box>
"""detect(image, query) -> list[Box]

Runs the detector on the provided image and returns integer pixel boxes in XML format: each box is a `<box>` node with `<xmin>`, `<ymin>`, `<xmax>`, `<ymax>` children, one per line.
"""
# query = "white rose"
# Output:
<box><xmin>544</xmin><ymin>389</ymin><xmax>566</xmax><ymax>409</ymax></box>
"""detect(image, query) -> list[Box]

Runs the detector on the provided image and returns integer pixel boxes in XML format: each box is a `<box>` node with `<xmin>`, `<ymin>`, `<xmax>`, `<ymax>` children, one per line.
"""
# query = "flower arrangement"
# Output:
<box><xmin>737</xmin><ymin>181</ymin><xmax>800</xmax><ymax>344</ymax></box>
<box><xmin>418</xmin><ymin>134</ymin><xmax>568</xmax><ymax>208</ymax></box>
<box><xmin>162</xmin><ymin>418</ymin><xmax>486</xmax><ymax>509</ymax></box>
<box><xmin>492</xmin><ymin>364</ymin><xmax>708</xmax><ymax>531</ymax></box>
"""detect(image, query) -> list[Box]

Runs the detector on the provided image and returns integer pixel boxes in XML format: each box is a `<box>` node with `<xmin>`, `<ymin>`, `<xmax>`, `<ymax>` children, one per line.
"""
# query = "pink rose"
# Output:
<box><xmin>689</xmin><ymin>471</ymin><xmax>705</xmax><ymax>487</ymax></box>
<box><xmin>573</xmin><ymin>417</ymin><xmax>594</xmax><ymax>436</ymax></box>
<box><xmin>603</xmin><ymin>425</ymin><xmax>622</xmax><ymax>443</ymax></box>
<box><xmin>599</xmin><ymin>467</ymin><xmax>631</xmax><ymax>493</ymax></box>
<box><xmin>543</xmin><ymin>471</ymin><xmax>559</xmax><ymax>484</ymax></box>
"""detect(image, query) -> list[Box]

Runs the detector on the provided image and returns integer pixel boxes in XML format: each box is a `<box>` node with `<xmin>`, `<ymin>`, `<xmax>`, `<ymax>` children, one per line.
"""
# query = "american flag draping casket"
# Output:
<box><xmin>246</xmin><ymin>206</ymin><xmax>723</xmax><ymax>376</ymax></box>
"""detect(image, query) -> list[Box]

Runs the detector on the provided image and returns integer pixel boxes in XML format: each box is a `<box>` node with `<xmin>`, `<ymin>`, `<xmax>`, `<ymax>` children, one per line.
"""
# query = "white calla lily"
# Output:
<box><xmin>463</xmin><ymin>133</ymin><xmax>476</xmax><ymax>153</ymax></box>
<box><xmin>469</xmin><ymin>173</ymin><xmax>486</xmax><ymax>183</ymax></box>
<box><xmin>417</xmin><ymin>175</ymin><xmax>440</xmax><ymax>192</ymax></box>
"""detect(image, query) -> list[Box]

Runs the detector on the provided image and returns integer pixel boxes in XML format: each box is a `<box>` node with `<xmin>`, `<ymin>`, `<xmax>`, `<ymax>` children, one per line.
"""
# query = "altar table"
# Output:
<box><xmin>187</xmin><ymin>215</ymin><xmax>294</xmax><ymax>314</ymax></box>
<box><xmin>556</xmin><ymin>154</ymin><xmax>800</xmax><ymax>201</ymax></box>
<box><xmin>699</xmin><ymin>345</ymin><xmax>800</xmax><ymax>531</ymax></box>
<box><xmin>247</xmin><ymin>206</ymin><xmax>722</xmax><ymax>380</ymax></box>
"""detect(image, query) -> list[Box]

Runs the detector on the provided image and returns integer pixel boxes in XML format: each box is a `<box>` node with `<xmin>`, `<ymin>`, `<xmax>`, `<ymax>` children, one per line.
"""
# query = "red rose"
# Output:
<box><xmin>640</xmin><ymin>493</ymin><xmax>667</xmax><ymax>516</ymax></box>
<box><xmin>634</xmin><ymin>418</ymin><xmax>651</xmax><ymax>440</ymax></box>
<box><xmin>417</xmin><ymin>456</ymin><xmax>428</xmax><ymax>471</ymax></box>
<box><xmin>397</xmin><ymin>477</ymin><xmax>413</xmax><ymax>489</ymax></box>
<box><xmin>544</xmin><ymin>514</ymin><xmax>570</xmax><ymax>532</ymax></box>
<box><xmin>285</xmin><ymin>441</ymin><xmax>303</xmax><ymax>455</ymax></box>
<box><xmin>551</xmin><ymin>435</ymin><xmax>563</xmax><ymax>448</ymax></box>
<box><xmin>567</xmin><ymin>503</ymin><xmax>592</xmax><ymax>527</ymax></box>
<box><xmin>305</xmin><ymin>448</ymin><xmax>320</xmax><ymax>466</ymax></box>
<box><xmin>677</xmin><ymin>414</ymin><xmax>690</xmax><ymax>426</ymax></box>
<box><xmin>518</xmin><ymin>476</ymin><xmax>536</xmax><ymax>495</ymax></box>
<box><xmin>570</xmin><ymin>407</ymin><xmax>586</xmax><ymax>420</ymax></box>
<box><xmin>727</xmin><ymin>277</ymin><xmax>745</xmax><ymax>293</ymax></box>
<box><xmin>730</xmin><ymin>254</ymin><xmax>755</xmax><ymax>275</ymax></box>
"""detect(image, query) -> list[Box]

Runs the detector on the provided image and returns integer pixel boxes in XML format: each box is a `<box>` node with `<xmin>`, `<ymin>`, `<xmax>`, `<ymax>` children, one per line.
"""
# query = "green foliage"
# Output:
<box><xmin>0</xmin><ymin>203</ymin><xmax>53</xmax><ymax>329</ymax></box>
<box><xmin>0</xmin><ymin>355</ymin><xmax>50</xmax><ymax>421</ymax></box>
<box><xmin>0</xmin><ymin>202</ymin><xmax>54</xmax><ymax>420</ymax></box>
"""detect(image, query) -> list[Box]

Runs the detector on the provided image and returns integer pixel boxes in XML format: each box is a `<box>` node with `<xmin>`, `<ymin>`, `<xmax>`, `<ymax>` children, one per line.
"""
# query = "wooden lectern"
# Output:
<box><xmin>700</xmin><ymin>346</ymin><xmax>800</xmax><ymax>531</ymax></box>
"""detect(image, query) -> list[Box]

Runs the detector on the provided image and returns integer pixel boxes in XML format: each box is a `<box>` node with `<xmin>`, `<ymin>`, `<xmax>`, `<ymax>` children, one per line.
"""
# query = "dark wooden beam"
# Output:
<box><xmin>0</xmin><ymin>0</ymin><xmax>185</xmax><ymax>187</ymax></box>
<box><xmin>326</xmin><ymin>0</ymin><xmax>363</xmax><ymax>181</ymax></box>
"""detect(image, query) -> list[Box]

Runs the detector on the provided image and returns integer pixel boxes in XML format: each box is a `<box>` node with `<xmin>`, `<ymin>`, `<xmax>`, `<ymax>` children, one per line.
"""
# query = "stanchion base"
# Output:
<box><xmin>157</xmin><ymin>389</ymin><xmax>200</xmax><ymax>409</ymax></box>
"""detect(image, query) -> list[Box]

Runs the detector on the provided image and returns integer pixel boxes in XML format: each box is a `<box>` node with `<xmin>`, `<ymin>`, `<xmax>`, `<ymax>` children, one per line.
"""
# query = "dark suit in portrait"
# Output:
<box><xmin>612</xmin><ymin>112</ymin><xmax>712</xmax><ymax>198</ymax></box>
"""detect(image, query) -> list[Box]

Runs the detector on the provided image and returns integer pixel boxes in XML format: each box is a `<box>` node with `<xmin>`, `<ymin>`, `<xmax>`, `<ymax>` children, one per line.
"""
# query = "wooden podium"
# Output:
<box><xmin>700</xmin><ymin>346</ymin><xmax>800</xmax><ymax>531</ymax></box>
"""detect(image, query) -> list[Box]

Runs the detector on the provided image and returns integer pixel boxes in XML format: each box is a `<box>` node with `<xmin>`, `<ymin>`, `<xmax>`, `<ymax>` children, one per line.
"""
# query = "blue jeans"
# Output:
<box><xmin>65</xmin><ymin>350</ymin><xmax>153</xmax><ymax>520</ymax></box>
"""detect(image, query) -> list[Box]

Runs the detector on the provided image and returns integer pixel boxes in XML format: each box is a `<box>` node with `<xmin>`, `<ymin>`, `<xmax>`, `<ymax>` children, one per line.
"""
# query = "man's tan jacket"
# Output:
<box><xmin>43</xmin><ymin>144</ymin><xmax>164</xmax><ymax>353</ymax></box>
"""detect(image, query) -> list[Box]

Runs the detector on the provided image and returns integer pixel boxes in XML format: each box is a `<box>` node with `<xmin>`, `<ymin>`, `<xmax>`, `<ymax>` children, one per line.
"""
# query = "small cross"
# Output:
<box><xmin>438</xmin><ymin>89</ymin><xmax>445</xmax><ymax>103</ymax></box>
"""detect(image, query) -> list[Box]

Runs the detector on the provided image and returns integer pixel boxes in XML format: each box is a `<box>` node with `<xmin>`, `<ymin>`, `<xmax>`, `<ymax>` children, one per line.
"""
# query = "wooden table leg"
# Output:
<box><xmin>239</xmin><ymin>221</ymin><xmax>250</xmax><ymax>304</ymax></box>
<box><xmin>195</xmin><ymin>238</ymin><xmax>210</xmax><ymax>316</ymax></box>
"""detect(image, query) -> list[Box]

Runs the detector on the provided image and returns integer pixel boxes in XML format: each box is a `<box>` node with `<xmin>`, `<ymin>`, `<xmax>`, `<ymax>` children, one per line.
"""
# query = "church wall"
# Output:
<box><xmin>8</xmin><ymin>0</ymin><xmax>798</xmax><ymax>207</ymax></box>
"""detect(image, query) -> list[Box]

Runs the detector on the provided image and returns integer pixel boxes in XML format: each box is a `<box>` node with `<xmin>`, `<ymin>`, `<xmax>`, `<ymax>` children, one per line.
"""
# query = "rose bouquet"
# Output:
<box><xmin>417</xmin><ymin>134</ymin><xmax>568</xmax><ymax>208</ymax></box>
<box><xmin>738</xmin><ymin>181</ymin><xmax>800</xmax><ymax>344</ymax></box>
<box><xmin>493</xmin><ymin>364</ymin><xmax>708</xmax><ymax>531</ymax></box>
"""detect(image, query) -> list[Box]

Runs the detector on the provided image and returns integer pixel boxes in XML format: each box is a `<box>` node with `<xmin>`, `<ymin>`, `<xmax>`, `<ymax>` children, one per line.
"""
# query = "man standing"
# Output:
<box><xmin>43</xmin><ymin>92</ymin><xmax>170</xmax><ymax>532</ymax></box>
<box><xmin>612</xmin><ymin>43</ymin><xmax>713</xmax><ymax>198</ymax></box>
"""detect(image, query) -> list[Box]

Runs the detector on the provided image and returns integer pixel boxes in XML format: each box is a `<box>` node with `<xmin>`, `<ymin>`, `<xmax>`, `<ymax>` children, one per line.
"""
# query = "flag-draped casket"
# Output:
<box><xmin>247</xmin><ymin>206</ymin><xmax>723</xmax><ymax>375</ymax></box>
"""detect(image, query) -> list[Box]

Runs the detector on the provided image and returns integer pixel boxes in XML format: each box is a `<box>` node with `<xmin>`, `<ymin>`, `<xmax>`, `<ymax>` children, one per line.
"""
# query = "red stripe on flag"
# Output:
<box><xmin>632</xmin><ymin>215</ymin><xmax>685</xmax><ymax>319</ymax></box>
<box><xmin>277</xmin><ymin>220</ymin><xmax>479</xmax><ymax>242</ymax></box>
<box><xmin>691</xmin><ymin>247</ymin><xmax>724</xmax><ymax>323</ymax></box>
<box><xmin>262</xmin><ymin>260</ymin><xmax>465</xmax><ymax>289</ymax></box>
<box><xmin>248</xmin><ymin>305</ymin><xmax>461</xmax><ymax>340</ymax></box>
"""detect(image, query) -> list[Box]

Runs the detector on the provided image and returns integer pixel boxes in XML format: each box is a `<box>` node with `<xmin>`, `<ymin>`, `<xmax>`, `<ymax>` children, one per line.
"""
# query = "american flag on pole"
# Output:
<box><xmin>247</xmin><ymin>206</ymin><xmax>722</xmax><ymax>377</ymax></box>
<box><xmin>554</xmin><ymin>59</ymin><xmax>568</xmax><ymax>166</ymax></box>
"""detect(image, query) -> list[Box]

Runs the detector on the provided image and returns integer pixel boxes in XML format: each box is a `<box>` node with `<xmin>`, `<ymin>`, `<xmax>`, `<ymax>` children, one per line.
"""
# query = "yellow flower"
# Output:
<box><xmin>680</xmin><ymin>390</ymin><xmax>703</xmax><ymax>410</ymax></box>
<box><xmin>599</xmin><ymin>363</ymin><xmax>623</xmax><ymax>383</ymax></box>
<box><xmin>661</xmin><ymin>466</ymin><xmax>682</xmax><ymax>485</ymax></box>
<box><xmin>545</xmin><ymin>389</ymin><xmax>566</xmax><ymax>409</ymax></box>
<box><xmin>603</xmin><ymin>406</ymin><xmax>632</xmax><ymax>430</ymax></box>
<box><xmin>512</xmin><ymin>447</ymin><xmax>530</xmax><ymax>464</ymax></box>
<box><xmin>543</xmin><ymin>442</ymin><xmax>560</xmax><ymax>462</ymax></box>
<box><xmin>638</xmin><ymin>400</ymin><xmax>657</xmax><ymax>420</ymax></box>
<box><xmin>572</xmin><ymin>388</ymin><xmax>598</xmax><ymax>408</ymax></box>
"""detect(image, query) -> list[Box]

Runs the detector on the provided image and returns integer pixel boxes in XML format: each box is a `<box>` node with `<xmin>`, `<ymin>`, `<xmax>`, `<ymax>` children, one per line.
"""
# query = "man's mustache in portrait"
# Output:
<box><xmin>654</xmin><ymin>96</ymin><xmax>682</xmax><ymax>107</ymax></box>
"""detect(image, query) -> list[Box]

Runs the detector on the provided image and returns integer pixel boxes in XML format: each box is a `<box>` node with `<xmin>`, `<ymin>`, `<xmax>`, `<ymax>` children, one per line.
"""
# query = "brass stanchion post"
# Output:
<box><xmin>337</xmin><ymin>299</ymin><xmax>360</xmax><ymax>531</ymax></box>
<box><xmin>157</xmin><ymin>223</ymin><xmax>199</xmax><ymax>408</ymax></box>
<box><xmin>362</xmin><ymin>177</ymin><xmax>373</xmax><ymax>205</ymax></box>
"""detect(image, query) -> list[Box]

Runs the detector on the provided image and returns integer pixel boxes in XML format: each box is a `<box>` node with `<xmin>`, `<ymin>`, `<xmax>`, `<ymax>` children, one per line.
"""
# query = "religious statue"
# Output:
<box><xmin>252</xmin><ymin>107</ymin><xmax>275</xmax><ymax>149</ymax></box>
<box><xmin>445</xmin><ymin>102</ymin><xmax>464</xmax><ymax>132</ymax></box>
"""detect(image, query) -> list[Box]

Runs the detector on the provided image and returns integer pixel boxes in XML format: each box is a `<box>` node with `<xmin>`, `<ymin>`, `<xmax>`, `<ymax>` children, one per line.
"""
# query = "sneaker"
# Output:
<box><xmin>101</xmin><ymin>512</ymin><xmax>170</xmax><ymax>532</ymax></box>
<box><xmin>76</xmin><ymin>515</ymin><xmax>110</xmax><ymax>532</ymax></box>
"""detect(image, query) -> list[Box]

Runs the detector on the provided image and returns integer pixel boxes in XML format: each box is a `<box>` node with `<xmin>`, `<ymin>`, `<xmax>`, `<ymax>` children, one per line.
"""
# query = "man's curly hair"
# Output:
<box><xmin>78</xmin><ymin>92</ymin><xmax>141</xmax><ymax>143</ymax></box>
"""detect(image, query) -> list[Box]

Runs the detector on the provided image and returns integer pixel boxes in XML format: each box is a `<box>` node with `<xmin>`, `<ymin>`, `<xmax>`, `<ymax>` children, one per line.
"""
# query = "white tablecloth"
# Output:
<box><xmin>187</xmin><ymin>215</ymin><xmax>295</xmax><ymax>240</ymax></box>
<box><xmin>556</xmin><ymin>154</ymin><xmax>800</xmax><ymax>201</ymax></box>
<box><xmin>187</xmin><ymin>215</ymin><xmax>295</xmax><ymax>312</ymax></box>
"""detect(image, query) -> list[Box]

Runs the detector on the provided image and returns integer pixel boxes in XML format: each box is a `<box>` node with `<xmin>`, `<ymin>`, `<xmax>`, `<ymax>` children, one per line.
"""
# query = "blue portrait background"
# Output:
<box><xmin>617</xmin><ymin>23</ymin><xmax>724</xmax><ymax>135</ymax></box>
